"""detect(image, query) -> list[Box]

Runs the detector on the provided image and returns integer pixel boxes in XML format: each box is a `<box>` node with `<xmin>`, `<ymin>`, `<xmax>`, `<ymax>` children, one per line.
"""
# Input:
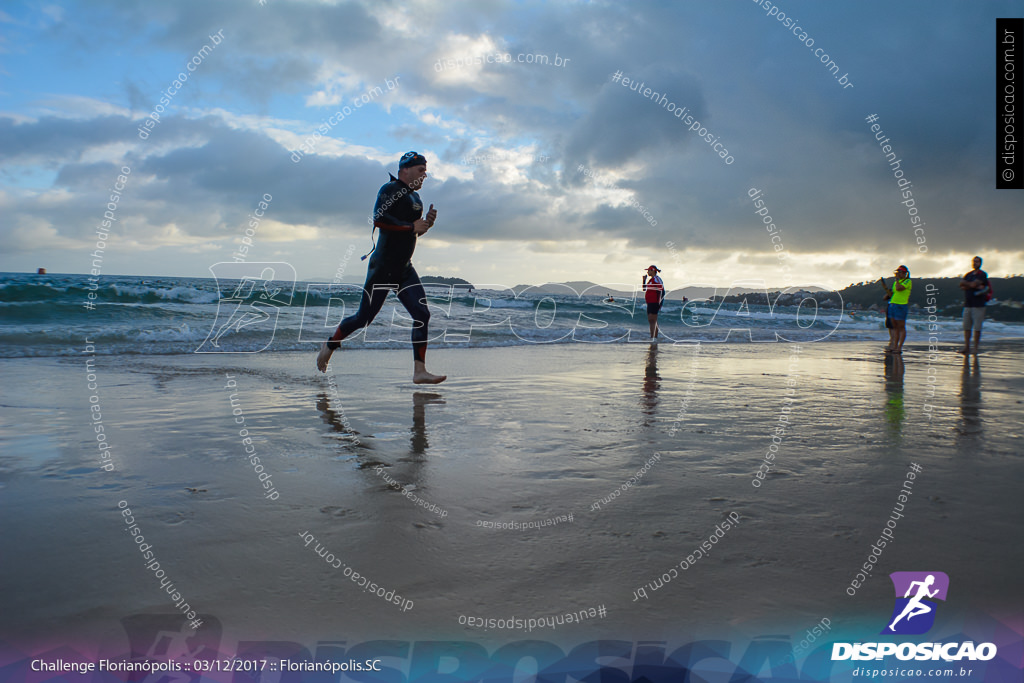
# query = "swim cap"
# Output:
<box><xmin>399</xmin><ymin>151</ymin><xmax>427</xmax><ymax>168</ymax></box>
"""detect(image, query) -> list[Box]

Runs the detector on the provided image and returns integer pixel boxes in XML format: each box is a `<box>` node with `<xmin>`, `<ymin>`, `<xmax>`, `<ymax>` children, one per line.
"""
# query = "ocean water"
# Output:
<box><xmin>3</xmin><ymin>271</ymin><xmax>1022</xmax><ymax>357</ymax></box>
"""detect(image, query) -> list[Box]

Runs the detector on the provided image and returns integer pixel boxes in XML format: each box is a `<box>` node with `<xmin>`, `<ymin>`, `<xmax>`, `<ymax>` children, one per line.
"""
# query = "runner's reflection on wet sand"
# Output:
<box><xmin>958</xmin><ymin>355</ymin><xmax>982</xmax><ymax>439</ymax></box>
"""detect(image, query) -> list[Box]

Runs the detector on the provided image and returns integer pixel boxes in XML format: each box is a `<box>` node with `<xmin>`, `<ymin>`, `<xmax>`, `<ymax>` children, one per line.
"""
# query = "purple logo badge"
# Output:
<box><xmin>882</xmin><ymin>571</ymin><xmax>949</xmax><ymax>635</ymax></box>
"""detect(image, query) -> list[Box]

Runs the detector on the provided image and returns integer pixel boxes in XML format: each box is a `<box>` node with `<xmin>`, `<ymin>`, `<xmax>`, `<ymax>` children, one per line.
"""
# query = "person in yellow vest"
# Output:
<box><xmin>884</xmin><ymin>265</ymin><xmax>912</xmax><ymax>354</ymax></box>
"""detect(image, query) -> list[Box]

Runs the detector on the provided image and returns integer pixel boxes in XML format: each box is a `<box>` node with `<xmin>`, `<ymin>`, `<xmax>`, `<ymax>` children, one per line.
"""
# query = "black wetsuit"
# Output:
<box><xmin>327</xmin><ymin>174</ymin><xmax>431</xmax><ymax>361</ymax></box>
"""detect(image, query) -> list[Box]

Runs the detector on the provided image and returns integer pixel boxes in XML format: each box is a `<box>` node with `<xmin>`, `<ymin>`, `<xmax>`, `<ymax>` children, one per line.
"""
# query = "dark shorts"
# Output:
<box><xmin>887</xmin><ymin>303</ymin><xmax>908</xmax><ymax>321</ymax></box>
<box><xmin>647</xmin><ymin>301</ymin><xmax>662</xmax><ymax>316</ymax></box>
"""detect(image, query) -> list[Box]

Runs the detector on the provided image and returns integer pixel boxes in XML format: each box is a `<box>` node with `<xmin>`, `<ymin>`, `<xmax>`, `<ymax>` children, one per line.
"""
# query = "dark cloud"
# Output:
<box><xmin>0</xmin><ymin>116</ymin><xmax>129</xmax><ymax>164</ymax></box>
<box><xmin>2</xmin><ymin>0</ymin><xmax>1022</xmax><ymax>278</ymax></box>
<box><xmin>564</xmin><ymin>66</ymin><xmax>707</xmax><ymax>171</ymax></box>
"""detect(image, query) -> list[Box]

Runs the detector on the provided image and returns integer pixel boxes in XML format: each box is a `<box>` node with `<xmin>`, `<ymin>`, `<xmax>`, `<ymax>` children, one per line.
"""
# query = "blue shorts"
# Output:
<box><xmin>647</xmin><ymin>301</ymin><xmax>662</xmax><ymax>316</ymax></box>
<box><xmin>887</xmin><ymin>303</ymin><xmax>908</xmax><ymax>321</ymax></box>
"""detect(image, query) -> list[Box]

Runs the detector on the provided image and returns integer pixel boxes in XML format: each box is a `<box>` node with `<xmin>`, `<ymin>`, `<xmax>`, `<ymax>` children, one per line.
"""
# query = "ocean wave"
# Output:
<box><xmin>0</xmin><ymin>281</ymin><xmax>76</xmax><ymax>301</ymax></box>
<box><xmin>0</xmin><ymin>280</ymin><xmax>222</xmax><ymax>306</ymax></box>
<box><xmin>109</xmin><ymin>283</ymin><xmax>221</xmax><ymax>304</ymax></box>
<box><xmin>4</xmin><ymin>274</ymin><xmax>1024</xmax><ymax>357</ymax></box>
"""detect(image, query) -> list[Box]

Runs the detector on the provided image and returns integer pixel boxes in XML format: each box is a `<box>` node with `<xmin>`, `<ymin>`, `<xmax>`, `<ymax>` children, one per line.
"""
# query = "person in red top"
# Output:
<box><xmin>642</xmin><ymin>265</ymin><xmax>666</xmax><ymax>342</ymax></box>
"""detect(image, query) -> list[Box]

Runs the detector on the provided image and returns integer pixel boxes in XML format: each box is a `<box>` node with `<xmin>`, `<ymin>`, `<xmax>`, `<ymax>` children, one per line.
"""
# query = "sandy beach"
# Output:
<box><xmin>1</xmin><ymin>339</ymin><xmax>1022</xmax><ymax>678</ymax></box>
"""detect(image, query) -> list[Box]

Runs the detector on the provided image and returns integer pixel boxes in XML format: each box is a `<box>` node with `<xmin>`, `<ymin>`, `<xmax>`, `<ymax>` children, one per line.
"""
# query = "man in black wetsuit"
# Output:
<box><xmin>316</xmin><ymin>151</ymin><xmax>446</xmax><ymax>384</ymax></box>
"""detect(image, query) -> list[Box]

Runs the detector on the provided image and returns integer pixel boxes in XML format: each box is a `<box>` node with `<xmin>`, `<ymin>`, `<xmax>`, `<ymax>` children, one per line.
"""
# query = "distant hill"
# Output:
<box><xmin>836</xmin><ymin>276</ymin><xmax>1023</xmax><ymax>306</ymax></box>
<box><xmin>716</xmin><ymin>276</ymin><xmax>1024</xmax><ymax>322</ymax></box>
<box><xmin>421</xmin><ymin>276</ymin><xmax>474</xmax><ymax>288</ymax></box>
<box><xmin>511</xmin><ymin>281</ymin><xmax>635</xmax><ymax>297</ymax></box>
<box><xmin>837</xmin><ymin>276</ymin><xmax>1024</xmax><ymax>322</ymax></box>
<box><xmin>510</xmin><ymin>281</ymin><xmax>726</xmax><ymax>300</ymax></box>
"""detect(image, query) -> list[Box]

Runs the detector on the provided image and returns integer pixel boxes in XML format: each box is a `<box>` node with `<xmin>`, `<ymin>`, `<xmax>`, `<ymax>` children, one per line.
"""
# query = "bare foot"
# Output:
<box><xmin>316</xmin><ymin>342</ymin><xmax>334</xmax><ymax>373</ymax></box>
<box><xmin>413</xmin><ymin>369</ymin><xmax>447</xmax><ymax>384</ymax></box>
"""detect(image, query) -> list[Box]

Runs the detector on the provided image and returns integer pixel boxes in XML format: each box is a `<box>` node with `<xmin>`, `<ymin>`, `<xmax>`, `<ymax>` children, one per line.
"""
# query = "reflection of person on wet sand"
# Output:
<box><xmin>883</xmin><ymin>353</ymin><xmax>905</xmax><ymax>433</ymax></box>
<box><xmin>379</xmin><ymin>394</ymin><xmax>444</xmax><ymax>508</ymax></box>
<box><xmin>411</xmin><ymin>392</ymin><xmax>445</xmax><ymax>454</ymax></box>
<box><xmin>315</xmin><ymin>391</ymin><xmax>363</xmax><ymax>445</ymax></box>
<box><xmin>641</xmin><ymin>344</ymin><xmax>660</xmax><ymax>420</ymax></box>
<box><xmin>888</xmin><ymin>575</ymin><xmax>939</xmax><ymax>631</ymax></box>
<box><xmin>958</xmin><ymin>355</ymin><xmax>982</xmax><ymax>437</ymax></box>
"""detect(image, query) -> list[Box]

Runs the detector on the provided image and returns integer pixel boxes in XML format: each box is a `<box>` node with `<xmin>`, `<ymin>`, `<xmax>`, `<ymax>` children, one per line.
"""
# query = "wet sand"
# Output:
<box><xmin>0</xmin><ymin>340</ymin><xmax>1022</xmax><ymax>659</ymax></box>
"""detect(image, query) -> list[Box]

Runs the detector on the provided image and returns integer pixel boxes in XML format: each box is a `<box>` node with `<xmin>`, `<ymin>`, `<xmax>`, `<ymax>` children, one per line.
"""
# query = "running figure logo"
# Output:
<box><xmin>882</xmin><ymin>571</ymin><xmax>949</xmax><ymax>635</ymax></box>
<box><xmin>197</xmin><ymin>262</ymin><xmax>295</xmax><ymax>353</ymax></box>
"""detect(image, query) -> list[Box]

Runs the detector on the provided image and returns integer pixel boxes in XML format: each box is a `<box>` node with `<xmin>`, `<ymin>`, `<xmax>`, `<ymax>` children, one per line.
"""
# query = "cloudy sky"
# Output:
<box><xmin>1</xmin><ymin>0</ymin><xmax>1021</xmax><ymax>289</ymax></box>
